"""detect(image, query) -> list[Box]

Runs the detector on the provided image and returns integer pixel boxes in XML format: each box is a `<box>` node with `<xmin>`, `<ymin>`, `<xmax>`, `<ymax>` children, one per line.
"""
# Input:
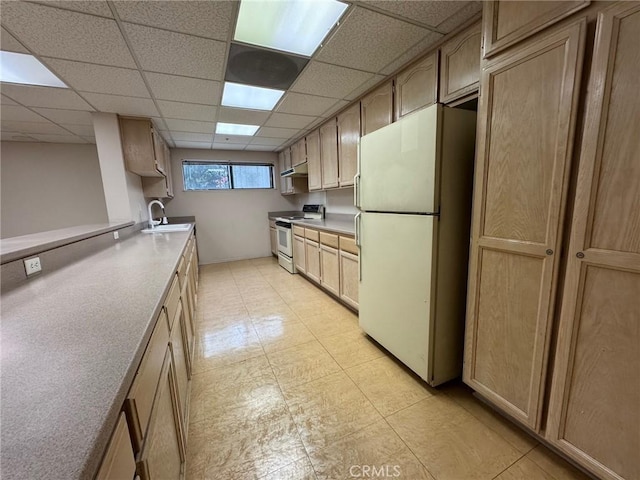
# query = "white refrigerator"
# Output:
<box><xmin>355</xmin><ymin>104</ymin><xmax>476</xmax><ymax>386</ymax></box>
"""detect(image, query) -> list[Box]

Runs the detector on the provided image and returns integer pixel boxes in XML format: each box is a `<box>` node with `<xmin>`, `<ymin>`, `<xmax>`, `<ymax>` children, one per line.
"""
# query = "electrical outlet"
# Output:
<box><xmin>24</xmin><ymin>256</ymin><xmax>42</xmax><ymax>276</ymax></box>
<box><xmin>113</xmin><ymin>231</ymin><xmax>119</xmax><ymax>240</ymax></box>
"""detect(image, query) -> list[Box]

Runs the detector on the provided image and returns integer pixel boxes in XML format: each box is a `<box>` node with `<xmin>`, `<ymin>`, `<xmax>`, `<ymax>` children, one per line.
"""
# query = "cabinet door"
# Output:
<box><xmin>278</xmin><ymin>152</ymin><xmax>288</xmax><ymax>194</ymax></box>
<box><xmin>305</xmin><ymin>239</ymin><xmax>321</xmax><ymax>283</ymax></box>
<box><xmin>291</xmin><ymin>138</ymin><xmax>306</xmax><ymax>166</ymax></box>
<box><xmin>463</xmin><ymin>20</ymin><xmax>586</xmax><ymax>430</ymax></box>
<box><xmin>337</xmin><ymin>103</ymin><xmax>360</xmax><ymax>187</ymax></box>
<box><xmin>151</xmin><ymin>129</ymin><xmax>166</xmax><ymax>176</ymax></box>
<box><xmin>394</xmin><ymin>52</ymin><xmax>438</xmax><ymax>119</ymax></box>
<box><xmin>170</xmin><ymin>301</ymin><xmax>189</xmax><ymax>430</ymax></box>
<box><xmin>483</xmin><ymin>0</ymin><xmax>590</xmax><ymax>58</ymax></box>
<box><xmin>306</xmin><ymin>129</ymin><xmax>322</xmax><ymax>191</ymax></box>
<box><xmin>320</xmin><ymin>119</ymin><xmax>339</xmax><ymax>189</ymax></box>
<box><xmin>439</xmin><ymin>22</ymin><xmax>481</xmax><ymax>104</ymax></box>
<box><xmin>96</xmin><ymin>413</ymin><xmax>136</xmax><ymax>480</ymax></box>
<box><xmin>163</xmin><ymin>141</ymin><xmax>173</xmax><ymax>197</ymax></box>
<box><xmin>361</xmin><ymin>80</ymin><xmax>393</xmax><ymax>136</ymax></box>
<box><xmin>270</xmin><ymin>227</ymin><xmax>277</xmax><ymax>255</ymax></box>
<box><xmin>546</xmin><ymin>5</ymin><xmax>640</xmax><ymax>480</ymax></box>
<box><xmin>137</xmin><ymin>350</ymin><xmax>184</xmax><ymax>480</ymax></box>
<box><xmin>339</xmin><ymin>250</ymin><xmax>359</xmax><ymax>310</ymax></box>
<box><xmin>320</xmin><ymin>244</ymin><xmax>340</xmax><ymax>296</ymax></box>
<box><xmin>119</xmin><ymin>117</ymin><xmax>164</xmax><ymax>177</ymax></box>
<box><xmin>180</xmin><ymin>270</ymin><xmax>195</xmax><ymax>364</ymax></box>
<box><xmin>293</xmin><ymin>234</ymin><xmax>306</xmax><ymax>274</ymax></box>
<box><xmin>283</xmin><ymin>147</ymin><xmax>292</xmax><ymax>170</ymax></box>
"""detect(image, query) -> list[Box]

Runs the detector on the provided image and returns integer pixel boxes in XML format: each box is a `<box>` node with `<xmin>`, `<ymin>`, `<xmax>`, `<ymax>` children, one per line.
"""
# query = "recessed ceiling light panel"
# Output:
<box><xmin>216</xmin><ymin>122</ymin><xmax>260</xmax><ymax>136</ymax></box>
<box><xmin>0</xmin><ymin>51</ymin><xmax>67</xmax><ymax>88</ymax></box>
<box><xmin>221</xmin><ymin>82</ymin><xmax>284</xmax><ymax>111</ymax></box>
<box><xmin>234</xmin><ymin>0</ymin><xmax>348</xmax><ymax>57</ymax></box>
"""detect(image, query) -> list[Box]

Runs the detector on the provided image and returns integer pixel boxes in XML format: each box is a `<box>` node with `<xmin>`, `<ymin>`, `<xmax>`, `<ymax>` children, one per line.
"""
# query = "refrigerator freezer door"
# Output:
<box><xmin>359</xmin><ymin>212</ymin><xmax>436</xmax><ymax>381</ymax></box>
<box><xmin>359</xmin><ymin>104</ymin><xmax>440</xmax><ymax>214</ymax></box>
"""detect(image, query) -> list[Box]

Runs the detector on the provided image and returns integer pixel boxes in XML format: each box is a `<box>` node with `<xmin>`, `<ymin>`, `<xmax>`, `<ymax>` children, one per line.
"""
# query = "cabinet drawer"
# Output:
<box><xmin>304</xmin><ymin>228</ymin><xmax>319</xmax><ymax>241</ymax></box>
<box><xmin>339</xmin><ymin>236</ymin><xmax>358</xmax><ymax>255</ymax></box>
<box><xmin>164</xmin><ymin>274</ymin><xmax>180</xmax><ymax>330</ymax></box>
<box><xmin>96</xmin><ymin>413</ymin><xmax>136</xmax><ymax>480</ymax></box>
<box><xmin>319</xmin><ymin>232</ymin><xmax>339</xmax><ymax>249</ymax></box>
<box><xmin>125</xmin><ymin>309</ymin><xmax>170</xmax><ymax>453</ymax></box>
<box><xmin>293</xmin><ymin>225</ymin><xmax>305</xmax><ymax>237</ymax></box>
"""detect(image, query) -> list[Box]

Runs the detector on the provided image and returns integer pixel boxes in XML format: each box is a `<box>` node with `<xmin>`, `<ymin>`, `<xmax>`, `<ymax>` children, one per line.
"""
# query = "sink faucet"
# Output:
<box><xmin>147</xmin><ymin>200</ymin><xmax>167</xmax><ymax>228</ymax></box>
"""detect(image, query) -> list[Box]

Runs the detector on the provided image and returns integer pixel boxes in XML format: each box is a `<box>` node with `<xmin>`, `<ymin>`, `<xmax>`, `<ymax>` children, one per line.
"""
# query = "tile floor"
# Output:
<box><xmin>186</xmin><ymin>257</ymin><xmax>592</xmax><ymax>480</ymax></box>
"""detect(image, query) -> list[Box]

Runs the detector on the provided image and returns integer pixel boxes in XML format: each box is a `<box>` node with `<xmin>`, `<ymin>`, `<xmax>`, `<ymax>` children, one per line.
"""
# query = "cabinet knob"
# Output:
<box><xmin>576</xmin><ymin>252</ymin><xmax>585</xmax><ymax>259</ymax></box>
<box><xmin>546</xmin><ymin>249</ymin><xmax>553</xmax><ymax>255</ymax></box>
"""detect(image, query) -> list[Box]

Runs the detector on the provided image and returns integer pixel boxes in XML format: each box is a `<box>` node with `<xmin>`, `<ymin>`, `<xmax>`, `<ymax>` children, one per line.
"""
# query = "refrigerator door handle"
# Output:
<box><xmin>354</xmin><ymin>173</ymin><xmax>361</xmax><ymax>208</ymax></box>
<box><xmin>355</xmin><ymin>213</ymin><xmax>362</xmax><ymax>281</ymax></box>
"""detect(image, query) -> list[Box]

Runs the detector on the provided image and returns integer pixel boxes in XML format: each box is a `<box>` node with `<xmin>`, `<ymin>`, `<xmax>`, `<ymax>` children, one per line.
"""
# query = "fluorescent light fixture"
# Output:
<box><xmin>234</xmin><ymin>0</ymin><xmax>348</xmax><ymax>57</ymax></box>
<box><xmin>216</xmin><ymin>122</ymin><xmax>260</xmax><ymax>136</ymax></box>
<box><xmin>222</xmin><ymin>82</ymin><xmax>285</xmax><ymax>111</ymax></box>
<box><xmin>0</xmin><ymin>51</ymin><xmax>67</xmax><ymax>88</ymax></box>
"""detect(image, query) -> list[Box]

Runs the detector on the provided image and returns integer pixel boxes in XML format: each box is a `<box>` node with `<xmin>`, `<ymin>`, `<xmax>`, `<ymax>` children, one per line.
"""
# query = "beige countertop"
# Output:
<box><xmin>291</xmin><ymin>214</ymin><xmax>356</xmax><ymax>236</ymax></box>
<box><xmin>0</xmin><ymin>226</ymin><xmax>194</xmax><ymax>480</ymax></box>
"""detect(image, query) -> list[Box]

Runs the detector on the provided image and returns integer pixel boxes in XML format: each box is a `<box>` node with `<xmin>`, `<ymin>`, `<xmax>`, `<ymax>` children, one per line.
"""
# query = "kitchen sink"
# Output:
<box><xmin>141</xmin><ymin>223</ymin><xmax>191</xmax><ymax>233</ymax></box>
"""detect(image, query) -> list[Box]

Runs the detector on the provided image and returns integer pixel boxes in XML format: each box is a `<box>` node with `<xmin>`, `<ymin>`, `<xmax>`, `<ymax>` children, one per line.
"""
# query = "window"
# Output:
<box><xmin>182</xmin><ymin>161</ymin><xmax>274</xmax><ymax>191</ymax></box>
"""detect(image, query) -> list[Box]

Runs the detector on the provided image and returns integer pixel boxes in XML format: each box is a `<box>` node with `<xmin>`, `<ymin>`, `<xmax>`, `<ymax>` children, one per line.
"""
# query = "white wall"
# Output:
<box><xmin>0</xmin><ymin>142</ymin><xmax>108</xmax><ymax>238</ymax></box>
<box><xmin>295</xmin><ymin>188</ymin><xmax>357</xmax><ymax>215</ymax></box>
<box><xmin>164</xmin><ymin>148</ymin><xmax>298</xmax><ymax>264</ymax></box>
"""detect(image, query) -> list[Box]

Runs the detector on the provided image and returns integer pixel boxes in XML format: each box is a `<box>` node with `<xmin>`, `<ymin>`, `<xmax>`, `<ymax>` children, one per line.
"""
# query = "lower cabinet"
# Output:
<box><xmin>269</xmin><ymin>221</ymin><xmax>277</xmax><ymax>256</ymax></box>
<box><xmin>339</xmin><ymin>250</ymin><xmax>359</xmax><ymax>310</ymax></box>
<box><xmin>170</xmin><ymin>300</ymin><xmax>190</xmax><ymax>427</ymax></box>
<box><xmin>293</xmin><ymin>234</ymin><xmax>306</xmax><ymax>273</ymax></box>
<box><xmin>96</xmin><ymin>413</ymin><xmax>136</xmax><ymax>480</ymax></box>
<box><xmin>320</xmin><ymin>232</ymin><xmax>340</xmax><ymax>296</ymax></box>
<box><xmin>305</xmin><ymin>238</ymin><xmax>321</xmax><ymax>283</ymax></box>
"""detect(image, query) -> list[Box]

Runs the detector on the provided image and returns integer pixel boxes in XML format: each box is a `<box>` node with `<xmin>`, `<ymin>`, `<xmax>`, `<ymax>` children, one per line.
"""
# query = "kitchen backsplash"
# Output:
<box><xmin>295</xmin><ymin>188</ymin><xmax>357</xmax><ymax>215</ymax></box>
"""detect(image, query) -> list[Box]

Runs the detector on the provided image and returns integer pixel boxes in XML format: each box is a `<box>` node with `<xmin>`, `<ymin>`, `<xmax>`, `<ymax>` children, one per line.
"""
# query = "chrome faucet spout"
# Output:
<box><xmin>147</xmin><ymin>200</ymin><xmax>166</xmax><ymax>228</ymax></box>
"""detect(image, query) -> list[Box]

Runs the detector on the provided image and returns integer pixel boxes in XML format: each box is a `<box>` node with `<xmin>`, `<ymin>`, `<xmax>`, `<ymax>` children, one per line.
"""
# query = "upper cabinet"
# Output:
<box><xmin>319</xmin><ymin>119</ymin><xmax>339</xmax><ymax>189</ymax></box>
<box><xmin>283</xmin><ymin>147</ymin><xmax>292</xmax><ymax>171</ymax></box>
<box><xmin>291</xmin><ymin>138</ymin><xmax>306</xmax><ymax>167</ymax></box>
<box><xmin>337</xmin><ymin>103</ymin><xmax>360</xmax><ymax>187</ymax></box>
<box><xmin>483</xmin><ymin>0</ymin><xmax>590</xmax><ymax>58</ymax></box>
<box><xmin>439</xmin><ymin>22</ymin><xmax>482</xmax><ymax>104</ymax></box>
<box><xmin>278</xmin><ymin>149</ymin><xmax>307</xmax><ymax>196</ymax></box>
<box><xmin>119</xmin><ymin>117</ymin><xmax>166</xmax><ymax>178</ymax></box>
<box><xmin>394</xmin><ymin>52</ymin><xmax>438</xmax><ymax>119</ymax></box>
<box><xmin>306</xmin><ymin>129</ymin><xmax>322</xmax><ymax>191</ymax></box>
<box><xmin>361</xmin><ymin>80</ymin><xmax>393</xmax><ymax>136</ymax></box>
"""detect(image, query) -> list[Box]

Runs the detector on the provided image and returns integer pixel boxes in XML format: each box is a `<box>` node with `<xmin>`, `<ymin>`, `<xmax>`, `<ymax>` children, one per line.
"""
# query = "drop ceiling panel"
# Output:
<box><xmin>264</xmin><ymin>112</ymin><xmax>317</xmax><ymax>130</ymax></box>
<box><xmin>1</xmin><ymin>84</ymin><xmax>94</xmax><ymax>110</ymax></box>
<box><xmin>1</xmin><ymin>120</ymin><xmax>72</xmax><ymax>135</ymax></box>
<box><xmin>246</xmin><ymin>145</ymin><xmax>277</xmax><ymax>152</ymax></box>
<box><xmin>144</xmin><ymin>72</ymin><xmax>220</xmax><ymax>105</ymax></box>
<box><xmin>1</xmin><ymin>133</ymin><xmax>37</xmax><ymax>142</ymax></box>
<box><xmin>171</xmin><ymin>132</ymin><xmax>214</xmax><ymax>143</ymax></box>
<box><xmin>316</xmin><ymin>7</ymin><xmax>430</xmax><ymax>73</ymax></box>
<box><xmin>436</xmin><ymin>1</ymin><xmax>482</xmax><ymax>33</ymax></box>
<box><xmin>1</xmin><ymin>27</ymin><xmax>29</xmax><ymax>53</ymax></box>
<box><xmin>175</xmin><ymin>140</ymin><xmax>212</xmax><ymax>149</ymax></box>
<box><xmin>81</xmin><ymin>93</ymin><xmax>159</xmax><ymax>117</ymax></box>
<box><xmin>32</xmin><ymin>1</ymin><xmax>114</xmax><ymax>18</ymax></box>
<box><xmin>217</xmin><ymin>107</ymin><xmax>271</xmax><ymax>125</ymax></box>
<box><xmin>123</xmin><ymin>23</ymin><xmax>226</xmax><ymax>80</ymax></box>
<box><xmin>248</xmin><ymin>137</ymin><xmax>285</xmax><ymax>147</ymax></box>
<box><xmin>157</xmin><ymin>100</ymin><xmax>217</xmax><ymax>122</ymax></box>
<box><xmin>113</xmin><ymin>1</ymin><xmax>234</xmax><ymax>41</ymax></box>
<box><xmin>60</xmin><ymin>124</ymin><xmax>95</xmax><ymax>136</ymax></box>
<box><xmin>345</xmin><ymin>74</ymin><xmax>385</xmax><ymax>101</ymax></box>
<box><xmin>32</xmin><ymin>108</ymin><xmax>94</xmax><ymax>125</ymax></box>
<box><xmin>164</xmin><ymin>119</ymin><xmax>215</xmax><ymax>134</ymax></box>
<box><xmin>1</xmin><ymin>95</ymin><xmax>19</xmax><ymax>106</ymax></box>
<box><xmin>213</xmin><ymin>134</ymin><xmax>251</xmax><ymax>145</ymax></box>
<box><xmin>255</xmin><ymin>127</ymin><xmax>302</xmax><ymax>139</ymax></box>
<box><xmin>290</xmin><ymin>61</ymin><xmax>374</xmax><ymax>99</ymax></box>
<box><xmin>30</xmin><ymin>133</ymin><xmax>87</xmax><ymax>143</ymax></box>
<box><xmin>320</xmin><ymin>99</ymin><xmax>349</xmax><ymax>117</ymax></box>
<box><xmin>360</xmin><ymin>1</ymin><xmax>472</xmax><ymax>28</ymax></box>
<box><xmin>276</xmin><ymin>93</ymin><xmax>342</xmax><ymax>117</ymax></box>
<box><xmin>380</xmin><ymin>31</ymin><xmax>443</xmax><ymax>75</ymax></box>
<box><xmin>82</xmin><ymin>136</ymin><xmax>96</xmax><ymax>144</ymax></box>
<box><xmin>211</xmin><ymin>142</ymin><xmax>246</xmax><ymax>151</ymax></box>
<box><xmin>0</xmin><ymin>2</ymin><xmax>136</xmax><ymax>68</ymax></box>
<box><xmin>0</xmin><ymin>106</ymin><xmax>49</xmax><ymax>123</ymax></box>
<box><xmin>43</xmin><ymin>58</ymin><xmax>150</xmax><ymax>97</ymax></box>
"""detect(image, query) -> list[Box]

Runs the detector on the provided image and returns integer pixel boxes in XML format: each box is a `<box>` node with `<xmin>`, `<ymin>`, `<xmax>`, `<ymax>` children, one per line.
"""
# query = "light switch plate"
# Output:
<box><xmin>24</xmin><ymin>256</ymin><xmax>42</xmax><ymax>276</ymax></box>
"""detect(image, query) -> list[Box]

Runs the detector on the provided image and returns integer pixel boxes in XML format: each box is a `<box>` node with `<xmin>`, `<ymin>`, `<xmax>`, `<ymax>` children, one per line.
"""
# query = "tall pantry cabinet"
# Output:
<box><xmin>463</xmin><ymin>2</ymin><xmax>639</xmax><ymax>480</ymax></box>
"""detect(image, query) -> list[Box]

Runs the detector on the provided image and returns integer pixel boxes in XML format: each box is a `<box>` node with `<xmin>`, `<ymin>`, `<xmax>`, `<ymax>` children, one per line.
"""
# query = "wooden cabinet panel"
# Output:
<box><xmin>170</xmin><ymin>300</ymin><xmax>190</xmax><ymax>429</ymax></box>
<box><xmin>319</xmin><ymin>232</ymin><xmax>339</xmax><ymax>249</ymax></box>
<box><xmin>463</xmin><ymin>20</ymin><xmax>586</xmax><ymax>430</ymax></box>
<box><xmin>283</xmin><ymin>147</ymin><xmax>292</xmax><ymax>170</ymax></box>
<box><xmin>293</xmin><ymin>234</ymin><xmax>306</xmax><ymax>274</ymax></box>
<box><xmin>180</xmin><ymin>269</ymin><xmax>195</xmax><ymax>364</ymax></box>
<box><xmin>339</xmin><ymin>235</ymin><xmax>358</xmax><ymax>255</ymax></box>
<box><xmin>292</xmin><ymin>225</ymin><xmax>305</xmax><ymax>237</ymax></box>
<box><xmin>337</xmin><ymin>103</ymin><xmax>360</xmax><ymax>187</ymax></box>
<box><xmin>339</xmin><ymin>250</ymin><xmax>359</xmax><ymax>310</ymax></box>
<box><xmin>306</xmin><ymin>129</ymin><xmax>322</xmax><ymax>191</ymax></box>
<box><xmin>305</xmin><ymin>239</ymin><xmax>321</xmax><ymax>283</ymax></box>
<box><xmin>394</xmin><ymin>52</ymin><xmax>438</xmax><ymax>119</ymax></box>
<box><xmin>96</xmin><ymin>413</ymin><xmax>136</xmax><ymax>480</ymax></box>
<box><xmin>483</xmin><ymin>0</ymin><xmax>590</xmax><ymax>58</ymax></box>
<box><xmin>304</xmin><ymin>228</ymin><xmax>319</xmax><ymax>242</ymax></box>
<box><xmin>320</xmin><ymin>119</ymin><xmax>339</xmax><ymax>189</ymax></box>
<box><xmin>361</xmin><ymin>80</ymin><xmax>393</xmax><ymax>136</ymax></box>
<box><xmin>320</xmin><ymin>244</ymin><xmax>340</xmax><ymax>296</ymax></box>
<box><xmin>270</xmin><ymin>227</ymin><xmax>277</xmax><ymax>256</ymax></box>
<box><xmin>119</xmin><ymin>117</ymin><xmax>164</xmax><ymax>177</ymax></box>
<box><xmin>291</xmin><ymin>138</ymin><xmax>306</xmax><ymax>166</ymax></box>
<box><xmin>546</xmin><ymin>5</ymin><xmax>640</xmax><ymax>479</ymax></box>
<box><xmin>164</xmin><ymin>275</ymin><xmax>180</xmax><ymax>331</ymax></box>
<box><xmin>439</xmin><ymin>22</ymin><xmax>481</xmax><ymax>104</ymax></box>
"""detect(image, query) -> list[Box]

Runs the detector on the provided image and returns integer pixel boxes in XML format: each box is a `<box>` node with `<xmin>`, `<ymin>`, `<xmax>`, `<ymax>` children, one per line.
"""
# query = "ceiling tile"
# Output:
<box><xmin>321</xmin><ymin>99</ymin><xmax>349</xmax><ymax>117</ymax></box>
<box><xmin>164</xmin><ymin>118</ymin><xmax>215</xmax><ymax>134</ymax></box>
<box><xmin>1</xmin><ymin>95</ymin><xmax>19</xmax><ymax>106</ymax></box>
<box><xmin>113</xmin><ymin>1</ymin><xmax>234</xmax><ymax>41</ymax></box>
<box><xmin>1</xmin><ymin>27</ymin><xmax>29</xmax><ymax>53</ymax></box>
<box><xmin>174</xmin><ymin>140</ymin><xmax>212</xmax><ymax>149</ymax></box>
<box><xmin>0</xmin><ymin>2</ymin><xmax>136</xmax><ymax>68</ymax></box>
<box><xmin>123</xmin><ymin>23</ymin><xmax>226</xmax><ymax>80</ymax></box>
<box><xmin>217</xmin><ymin>107</ymin><xmax>270</xmax><ymax>125</ymax></box>
<box><xmin>1</xmin><ymin>84</ymin><xmax>94</xmax><ymax>110</ymax></box>
<box><xmin>211</xmin><ymin>142</ymin><xmax>246</xmax><ymax>151</ymax></box>
<box><xmin>255</xmin><ymin>127</ymin><xmax>302</xmax><ymax>139</ymax></box>
<box><xmin>60</xmin><ymin>124</ymin><xmax>95</xmax><ymax>136</ymax></box>
<box><xmin>359</xmin><ymin>1</ymin><xmax>470</xmax><ymax>28</ymax></box>
<box><xmin>276</xmin><ymin>93</ymin><xmax>342</xmax><ymax>117</ymax></box>
<box><xmin>1</xmin><ymin>133</ymin><xmax>38</xmax><ymax>142</ymax></box>
<box><xmin>316</xmin><ymin>7</ymin><xmax>430</xmax><ymax>73</ymax></box>
<box><xmin>144</xmin><ymin>72</ymin><xmax>220</xmax><ymax>105</ymax></box>
<box><xmin>290</xmin><ymin>61</ymin><xmax>374</xmax><ymax>99</ymax></box>
<box><xmin>264</xmin><ymin>112</ymin><xmax>317</xmax><ymax>130</ymax></box>
<box><xmin>30</xmin><ymin>133</ymin><xmax>87</xmax><ymax>143</ymax></box>
<box><xmin>0</xmin><ymin>105</ymin><xmax>49</xmax><ymax>123</ymax></box>
<box><xmin>380</xmin><ymin>31</ymin><xmax>443</xmax><ymax>75</ymax></box>
<box><xmin>43</xmin><ymin>58</ymin><xmax>150</xmax><ymax>97</ymax></box>
<box><xmin>31</xmin><ymin>108</ymin><xmax>94</xmax><ymax>125</ymax></box>
<box><xmin>81</xmin><ymin>93</ymin><xmax>159</xmax><ymax>116</ymax></box>
<box><xmin>157</xmin><ymin>100</ymin><xmax>217</xmax><ymax>122</ymax></box>
<box><xmin>82</xmin><ymin>136</ymin><xmax>96</xmax><ymax>144</ymax></box>
<box><xmin>31</xmin><ymin>1</ymin><xmax>114</xmax><ymax>18</ymax></box>
<box><xmin>171</xmin><ymin>132</ymin><xmax>214</xmax><ymax>143</ymax></box>
<box><xmin>248</xmin><ymin>137</ymin><xmax>284</xmax><ymax>147</ymax></box>
<box><xmin>437</xmin><ymin>2</ymin><xmax>483</xmax><ymax>33</ymax></box>
<box><xmin>213</xmin><ymin>134</ymin><xmax>252</xmax><ymax>145</ymax></box>
<box><xmin>245</xmin><ymin>145</ymin><xmax>277</xmax><ymax>152</ymax></box>
<box><xmin>345</xmin><ymin>74</ymin><xmax>385</xmax><ymax>101</ymax></box>
<box><xmin>1</xmin><ymin>120</ymin><xmax>71</xmax><ymax>135</ymax></box>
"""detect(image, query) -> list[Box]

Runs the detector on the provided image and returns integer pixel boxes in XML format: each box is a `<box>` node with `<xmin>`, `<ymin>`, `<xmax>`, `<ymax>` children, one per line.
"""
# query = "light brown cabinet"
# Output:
<box><xmin>439</xmin><ymin>21</ymin><xmax>481</xmax><ymax>104</ymax></box>
<box><xmin>119</xmin><ymin>117</ymin><xmax>166</xmax><ymax>178</ymax></box>
<box><xmin>169</xmin><ymin>299</ymin><xmax>190</xmax><ymax>429</ymax></box>
<box><xmin>270</xmin><ymin>227</ymin><xmax>277</xmax><ymax>256</ymax></box>
<box><xmin>293</xmin><ymin>233</ymin><xmax>306</xmax><ymax>274</ymax></box>
<box><xmin>304</xmin><ymin>238</ymin><xmax>321</xmax><ymax>283</ymax></box>
<box><xmin>291</xmin><ymin>138</ymin><xmax>306</xmax><ymax>166</ymax></box>
<box><xmin>320</xmin><ymin>232</ymin><xmax>340</xmax><ymax>296</ymax></box>
<box><xmin>463</xmin><ymin>18</ymin><xmax>586</xmax><ymax>431</ymax></box>
<box><xmin>96</xmin><ymin>413</ymin><xmax>136</xmax><ymax>480</ymax></box>
<box><xmin>337</xmin><ymin>103</ymin><xmax>360</xmax><ymax>187</ymax></box>
<box><xmin>545</xmin><ymin>4</ymin><xmax>640</xmax><ymax>480</ymax></box>
<box><xmin>319</xmin><ymin>119</ymin><xmax>339</xmax><ymax>189</ymax></box>
<box><xmin>361</xmin><ymin>80</ymin><xmax>393</xmax><ymax>136</ymax></box>
<box><xmin>306</xmin><ymin>129</ymin><xmax>322</xmax><ymax>191</ymax></box>
<box><xmin>339</xmin><ymin>249</ymin><xmax>359</xmax><ymax>310</ymax></box>
<box><xmin>394</xmin><ymin>52</ymin><xmax>438</xmax><ymax>119</ymax></box>
<box><xmin>278</xmin><ymin>149</ymin><xmax>308</xmax><ymax>195</ymax></box>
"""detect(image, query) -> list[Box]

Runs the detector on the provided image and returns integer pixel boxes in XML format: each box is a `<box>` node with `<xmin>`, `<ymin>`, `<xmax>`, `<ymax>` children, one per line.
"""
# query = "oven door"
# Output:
<box><xmin>276</xmin><ymin>223</ymin><xmax>293</xmax><ymax>257</ymax></box>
